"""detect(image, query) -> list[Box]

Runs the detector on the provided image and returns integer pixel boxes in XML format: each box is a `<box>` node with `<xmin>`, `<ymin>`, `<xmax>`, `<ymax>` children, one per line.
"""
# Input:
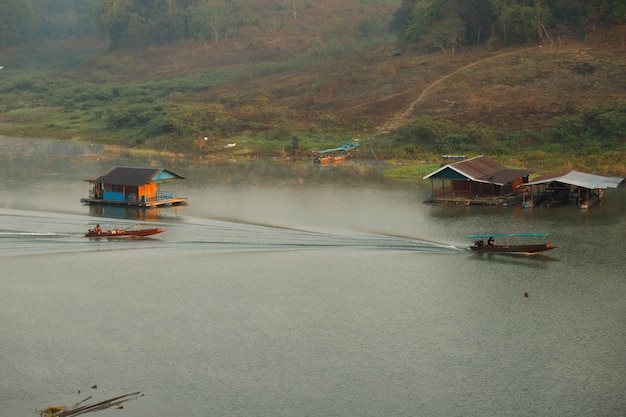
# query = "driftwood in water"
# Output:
<box><xmin>39</xmin><ymin>392</ymin><xmax>142</xmax><ymax>417</ymax></box>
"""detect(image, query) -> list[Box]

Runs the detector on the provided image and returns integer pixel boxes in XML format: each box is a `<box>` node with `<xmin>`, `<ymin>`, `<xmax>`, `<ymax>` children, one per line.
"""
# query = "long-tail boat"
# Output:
<box><xmin>313</xmin><ymin>142</ymin><xmax>359</xmax><ymax>164</ymax></box>
<box><xmin>85</xmin><ymin>224</ymin><xmax>165</xmax><ymax>238</ymax></box>
<box><xmin>467</xmin><ymin>233</ymin><xmax>559</xmax><ymax>255</ymax></box>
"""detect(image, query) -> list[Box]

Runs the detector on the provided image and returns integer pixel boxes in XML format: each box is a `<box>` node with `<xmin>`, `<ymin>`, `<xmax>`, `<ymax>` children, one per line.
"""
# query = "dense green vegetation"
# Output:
<box><xmin>3</xmin><ymin>0</ymin><xmax>625</xmax><ymax>50</ymax></box>
<box><xmin>0</xmin><ymin>0</ymin><xmax>100</xmax><ymax>46</ymax></box>
<box><xmin>387</xmin><ymin>103</ymin><xmax>626</xmax><ymax>174</ymax></box>
<box><xmin>0</xmin><ymin>1</ymin><xmax>625</xmax><ymax>176</ymax></box>
<box><xmin>398</xmin><ymin>103</ymin><xmax>626</xmax><ymax>154</ymax></box>
<box><xmin>392</xmin><ymin>0</ymin><xmax>626</xmax><ymax>52</ymax></box>
<box><xmin>0</xmin><ymin>0</ymin><xmax>395</xmax><ymax>49</ymax></box>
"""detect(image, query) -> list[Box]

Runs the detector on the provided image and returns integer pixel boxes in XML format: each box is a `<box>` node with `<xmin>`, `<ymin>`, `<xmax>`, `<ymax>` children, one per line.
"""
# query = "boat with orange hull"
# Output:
<box><xmin>313</xmin><ymin>142</ymin><xmax>358</xmax><ymax>164</ymax></box>
<box><xmin>316</xmin><ymin>154</ymin><xmax>349</xmax><ymax>165</ymax></box>
<box><xmin>468</xmin><ymin>233</ymin><xmax>559</xmax><ymax>255</ymax></box>
<box><xmin>85</xmin><ymin>224</ymin><xmax>166</xmax><ymax>238</ymax></box>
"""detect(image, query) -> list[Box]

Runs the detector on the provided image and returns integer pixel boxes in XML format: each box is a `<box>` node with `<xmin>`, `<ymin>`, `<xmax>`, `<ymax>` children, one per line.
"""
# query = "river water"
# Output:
<box><xmin>1</xmin><ymin>138</ymin><xmax>624</xmax><ymax>417</ymax></box>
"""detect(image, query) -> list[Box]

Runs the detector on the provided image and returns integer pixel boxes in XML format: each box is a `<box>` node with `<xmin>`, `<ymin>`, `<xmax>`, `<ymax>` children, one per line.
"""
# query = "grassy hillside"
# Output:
<box><xmin>0</xmin><ymin>1</ymin><xmax>625</xmax><ymax>176</ymax></box>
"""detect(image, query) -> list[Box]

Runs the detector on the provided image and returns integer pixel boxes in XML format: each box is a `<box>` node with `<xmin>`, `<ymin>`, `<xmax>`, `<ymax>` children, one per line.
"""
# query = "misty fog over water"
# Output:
<box><xmin>1</xmin><ymin>137</ymin><xmax>624</xmax><ymax>417</ymax></box>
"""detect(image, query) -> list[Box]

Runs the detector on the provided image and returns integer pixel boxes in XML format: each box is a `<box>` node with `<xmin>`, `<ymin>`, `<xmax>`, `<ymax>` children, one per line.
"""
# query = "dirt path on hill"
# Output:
<box><xmin>346</xmin><ymin>48</ymin><xmax>534</xmax><ymax>134</ymax></box>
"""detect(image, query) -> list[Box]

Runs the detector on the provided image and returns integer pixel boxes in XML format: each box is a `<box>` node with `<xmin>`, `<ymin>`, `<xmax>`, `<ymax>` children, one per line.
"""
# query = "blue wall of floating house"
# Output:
<box><xmin>103</xmin><ymin>191</ymin><xmax>125</xmax><ymax>201</ymax></box>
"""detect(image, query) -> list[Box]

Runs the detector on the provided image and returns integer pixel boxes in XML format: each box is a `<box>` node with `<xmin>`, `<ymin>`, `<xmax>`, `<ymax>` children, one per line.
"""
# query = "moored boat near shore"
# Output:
<box><xmin>313</xmin><ymin>142</ymin><xmax>359</xmax><ymax>164</ymax></box>
<box><xmin>315</xmin><ymin>154</ymin><xmax>350</xmax><ymax>165</ymax></box>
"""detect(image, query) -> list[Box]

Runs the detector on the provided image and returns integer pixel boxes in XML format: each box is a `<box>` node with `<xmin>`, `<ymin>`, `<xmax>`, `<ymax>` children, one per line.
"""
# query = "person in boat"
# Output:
<box><xmin>92</xmin><ymin>224</ymin><xmax>102</xmax><ymax>234</ymax></box>
<box><xmin>487</xmin><ymin>237</ymin><xmax>495</xmax><ymax>247</ymax></box>
<box><xmin>475</xmin><ymin>239</ymin><xmax>484</xmax><ymax>247</ymax></box>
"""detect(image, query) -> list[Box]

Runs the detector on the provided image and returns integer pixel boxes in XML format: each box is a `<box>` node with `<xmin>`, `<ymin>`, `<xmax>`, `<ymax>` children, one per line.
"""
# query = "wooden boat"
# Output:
<box><xmin>85</xmin><ymin>224</ymin><xmax>166</xmax><ymax>238</ymax></box>
<box><xmin>313</xmin><ymin>142</ymin><xmax>358</xmax><ymax>164</ymax></box>
<box><xmin>467</xmin><ymin>233</ymin><xmax>558</xmax><ymax>255</ymax></box>
<box><xmin>315</xmin><ymin>154</ymin><xmax>349</xmax><ymax>165</ymax></box>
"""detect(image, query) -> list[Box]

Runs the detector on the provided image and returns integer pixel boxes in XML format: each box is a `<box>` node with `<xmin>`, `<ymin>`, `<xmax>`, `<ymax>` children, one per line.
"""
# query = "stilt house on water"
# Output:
<box><xmin>81</xmin><ymin>167</ymin><xmax>188</xmax><ymax>208</ymax></box>
<box><xmin>423</xmin><ymin>155</ymin><xmax>534</xmax><ymax>206</ymax></box>
<box><xmin>522</xmin><ymin>170</ymin><xmax>624</xmax><ymax>209</ymax></box>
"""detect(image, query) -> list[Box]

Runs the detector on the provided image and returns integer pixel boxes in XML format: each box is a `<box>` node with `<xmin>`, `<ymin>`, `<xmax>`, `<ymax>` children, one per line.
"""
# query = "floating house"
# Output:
<box><xmin>523</xmin><ymin>170</ymin><xmax>624</xmax><ymax>209</ymax></box>
<box><xmin>423</xmin><ymin>155</ymin><xmax>534</xmax><ymax>206</ymax></box>
<box><xmin>81</xmin><ymin>167</ymin><xmax>188</xmax><ymax>208</ymax></box>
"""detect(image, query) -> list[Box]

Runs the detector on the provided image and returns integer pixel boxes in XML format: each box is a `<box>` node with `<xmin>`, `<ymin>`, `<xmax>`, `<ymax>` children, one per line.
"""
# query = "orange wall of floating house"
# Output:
<box><xmin>138</xmin><ymin>184</ymin><xmax>157</xmax><ymax>199</ymax></box>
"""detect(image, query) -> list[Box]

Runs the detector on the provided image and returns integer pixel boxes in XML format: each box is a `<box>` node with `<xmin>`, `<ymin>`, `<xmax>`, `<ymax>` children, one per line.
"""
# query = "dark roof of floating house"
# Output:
<box><xmin>423</xmin><ymin>155</ymin><xmax>534</xmax><ymax>186</ymax></box>
<box><xmin>525</xmin><ymin>170</ymin><xmax>624</xmax><ymax>189</ymax></box>
<box><xmin>93</xmin><ymin>167</ymin><xmax>186</xmax><ymax>187</ymax></box>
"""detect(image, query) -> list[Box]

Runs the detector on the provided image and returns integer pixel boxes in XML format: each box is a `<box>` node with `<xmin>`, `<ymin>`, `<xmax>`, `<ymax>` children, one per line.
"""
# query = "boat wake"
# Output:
<box><xmin>0</xmin><ymin>213</ymin><xmax>464</xmax><ymax>256</ymax></box>
<box><xmin>0</xmin><ymin>231</ymin><xmax>60</xmax><ymax>237</ymax></box>
<box><xmin>166</xmin><ymin>220</ymin><xmax>465</xmax><ymax>254</ymax></box>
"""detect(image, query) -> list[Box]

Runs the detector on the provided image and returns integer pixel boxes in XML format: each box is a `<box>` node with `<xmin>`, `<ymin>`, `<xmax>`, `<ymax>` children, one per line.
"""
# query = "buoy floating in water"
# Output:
<box><xmin>524</xmin><ymin>292</ymin><xmax>529</xmax><ymax>298</ymax></box>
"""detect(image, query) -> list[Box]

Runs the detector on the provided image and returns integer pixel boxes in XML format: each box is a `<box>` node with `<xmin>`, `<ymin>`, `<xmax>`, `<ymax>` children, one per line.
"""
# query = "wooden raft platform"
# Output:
<box><xmin>424</xmin><ymin>193</ymin><xmax>524</xmax><ymax>207</ymax></box>
<box><xmin>81</xmin><ymin>197</ymin><xmax>188</xmax><ymax>208</ymax></box>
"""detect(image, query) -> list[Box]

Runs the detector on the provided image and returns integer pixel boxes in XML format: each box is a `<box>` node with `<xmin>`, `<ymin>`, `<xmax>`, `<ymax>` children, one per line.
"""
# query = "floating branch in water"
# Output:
<box><xmin>38</xmin><ymin>392</ymin><xmax>143</xmax><ymax>417</ymax></box>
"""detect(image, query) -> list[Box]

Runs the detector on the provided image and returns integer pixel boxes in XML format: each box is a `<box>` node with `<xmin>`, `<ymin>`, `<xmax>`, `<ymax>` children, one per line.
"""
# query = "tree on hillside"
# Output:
<box><xmin>96</xmin><ymin>0</ymin><xmax>190</xmax><ymax>48</ymax></box>
<box><xmin>402</xmin><ymin>0</ymin><xmax>448</xmax><ymax>43</ymax></box>
<box><xmin>544</xmin><ymin>0</ymin><xmax>625</xmax><ymax>26</ymax></box>
<box><xmin>423</xmin><ymin>15</ymin><xmax>464</xmax><ymax>53</ymax></box>
<box><xmin>187</xmin><ymin>0</ymin><xmax>243</xmax><ymax>44</ymax></box>
<box><xmin>389</xmin><ymin>0</ymin><xmax>417</xmax><ymax>33</ymax></box>
<box><xmin>547</xmin><ymin>0</ymin><xmax>585</xmax><ymax>23</ymax></box>
<box><xmin>392</xmin><ymin>0</ymin><xmax>623</xmax><ymax>50</ymax></box>
<box><xmin>400</xmin><ymin>0</ymin><xmax>492</xmax><ymax>50</ymax></box>
<box><xmin>453</xmin><ymin>0</ymin><xmax>494</xmax><ymax>46</ymax></box>
<box><xmin>584</xmin><ymin>0</ymin><xmax>626</xmax><ymax>30</ymax></box>
<box><xmin>95</xmin><ymin>0</ymin><xmax>134</xmax><ymax>49</ymax></box>
<box><xmin>0</xmin><ymin>0</ymin><xmax>34</xmax><ymax>46</ymax></box>
<box><xmin>95</xmin><ymin>0</ymin><xmax>246</xmax><ymax>49</ymax></box>
<box><xmin>31</xmin><ymin>0</ymin><xmax>100</xmax><ymax>39</ymax></box>
<box><xmin>491</xmin><ymin>0</ymin><xmax>551</xmax><ymax>45</ymax></box>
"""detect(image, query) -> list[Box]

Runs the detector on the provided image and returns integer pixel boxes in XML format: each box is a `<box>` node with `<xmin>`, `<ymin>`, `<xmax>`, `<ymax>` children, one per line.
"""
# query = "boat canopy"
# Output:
<box><xmin>315</xmin><ymin>143</ymin><xmax>359</xmax><ymax>154</ymax></box>
<box><xmin>466</xmin><ymin>233</ymin><xmax>549</xmax><ymax>239</ymax></box>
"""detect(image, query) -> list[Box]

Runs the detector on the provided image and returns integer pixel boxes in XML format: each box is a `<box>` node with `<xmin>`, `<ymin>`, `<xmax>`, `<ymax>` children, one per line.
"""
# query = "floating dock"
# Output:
<box><xmin>80</xmin><ymin>196</ymin><xmax>187</xmax><ymax>208</ymax></box>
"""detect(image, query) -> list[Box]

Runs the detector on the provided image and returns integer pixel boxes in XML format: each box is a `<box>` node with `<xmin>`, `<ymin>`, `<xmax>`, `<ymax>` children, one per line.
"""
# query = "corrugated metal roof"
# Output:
<box><xmin>423</xmin><ymin>155</ymin><xmax>534</xmax><ymax>185</ymax></box>
<box><xmin>93</xmin><ymin>167</ymin><xmax>186</xmax><ymax>186</ymax></box>
<box><xmin>491</xmin><ymin>168</ymin><xmax>535</xmax><ymax>184</ymax></box>
<box><xmin>526</xmin><ymin>170</ymin><xmax>624</xmax><ymax>189</ymax></box>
